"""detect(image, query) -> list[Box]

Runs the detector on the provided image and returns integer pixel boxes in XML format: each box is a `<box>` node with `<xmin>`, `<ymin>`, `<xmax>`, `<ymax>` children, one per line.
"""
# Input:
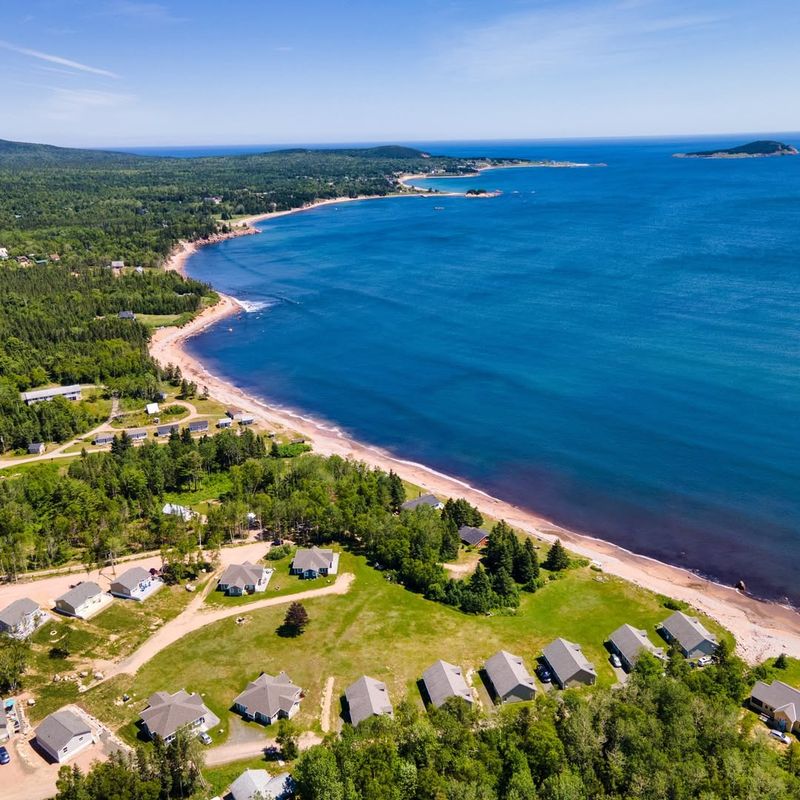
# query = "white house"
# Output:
<box><xmin>20</xmin><ymin>384</ymin><xmax>82</xmax><ymax>405</ymax></box>
<box><xmin>145</xmin><ymin>402</ymin><xmax>160</xmax><ymax>416</ymax></box>
<box><xmin>110</xmin><ymin>567</ymin><xmax>163</xmax><ymax>601</ymax></box>
<box><xmin>217</xmin><ymin>562</ymin><xmax>273</xmax><ymax>596</ymax></box>
<box><xmin>290</xmin><ymin>547</ymin><xmax>339</xmax><ymax>579</ymax></box>
<box><xmin>139</xmin><ymin>690</ymin><xmax>219</xmax><ymax>743</ymax></box>
<box><xmin>54</xmin><ymin>582</ymin><xmax>112</xmax><ymax>620</ymax></box>
<box><xmin>35</xmin><ymin>709</ymin><xmax>94</xmax><ymax>763</ymax></box>
<box><xmin>233</xmin><ymin>672</ymin><xmax>302</xmax><ymax>725</ymax></box>
<box><xmin>162</xmin><ymin>502</ymin><xmax>196</xmax><ymax>521</ymax></box>
<box><xmin>0</xmin><ymin>598</ymin><xmax>47</xmax><ymax>638</ymax></box>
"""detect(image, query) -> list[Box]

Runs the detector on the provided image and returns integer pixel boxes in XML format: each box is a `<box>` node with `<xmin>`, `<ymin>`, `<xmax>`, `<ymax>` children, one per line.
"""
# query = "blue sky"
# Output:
<box><xmin>1</xmin><ymin>0</ymin><xmax>798</xmax><ymax>146</ymax></box>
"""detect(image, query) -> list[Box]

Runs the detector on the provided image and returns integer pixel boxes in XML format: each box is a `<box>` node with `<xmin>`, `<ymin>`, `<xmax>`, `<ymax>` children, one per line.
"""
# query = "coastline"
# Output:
<box><xmin>152</xmin><ymin>195</ymin><xmax>800</xmax><ymax>664</ymax></box>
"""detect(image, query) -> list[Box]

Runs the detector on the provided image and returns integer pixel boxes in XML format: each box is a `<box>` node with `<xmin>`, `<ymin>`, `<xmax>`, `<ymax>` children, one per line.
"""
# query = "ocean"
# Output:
<box><xmin>181</xmin><ymin>137</ymin><xmax>800</xmax><ymax>604</ymax></box>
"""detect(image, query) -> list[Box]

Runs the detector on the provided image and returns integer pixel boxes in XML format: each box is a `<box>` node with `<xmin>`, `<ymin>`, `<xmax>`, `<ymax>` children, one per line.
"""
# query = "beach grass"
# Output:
<box><xmin>136</xmin><ymin>312</ymin><xmax>193</xmax><ymax>329</ymax></box>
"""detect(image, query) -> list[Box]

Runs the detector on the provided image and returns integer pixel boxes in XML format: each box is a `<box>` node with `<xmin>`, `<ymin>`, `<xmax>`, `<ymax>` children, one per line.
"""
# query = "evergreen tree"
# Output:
<box><xmin>284</xmin><ymin>601</ymin><xmax>310</xmax><ymax>634</ymax></box>
<box><xmin>387</xmin><ymin>470</ymin><xmax>405</xmax><ymax>512</ymax></box>
<box><xmin>513</xmin><ymin>538</ymin><xmax>539</xmax><ymax>584</ymax></box>
<box><xmin>543</xmin><ymin>539</ymin><xmax>570</xmax><ymax>571</ymax></box>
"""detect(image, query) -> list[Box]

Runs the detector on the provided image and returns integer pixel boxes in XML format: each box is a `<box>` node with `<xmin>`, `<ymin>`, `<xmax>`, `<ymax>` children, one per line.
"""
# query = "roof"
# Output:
<box><xmin>459</xmin><ymin>526</ymin><xmax>488</xmax><ymax>546</ymax></box>
<box><xmin>542</xmin><ymin>638</ymin><xmax>596</xmax><ymax>684</ymax></box>
<box><xmin>484</xmin><ymin>650</ymin><xmax>535</xmax><ymax>698</ymax></box>
<box><xmin>56</xmin><ymin>582</ymin><xmax>102</xmax><ymax>608</ymax></box>
<box><xmin>661</xmin><ymin>611</ymin><xmax>718</xmax><ymax>653</ymax></box>
<box><xmin>145</xmin><ymin>402</ymin><xmax>159</xmax><ymax>414</ymax></box>
<box><xmin>0</xmin><ymin>597</ymin><xmax>39</xmax><ymax>628</ymax></box>
<box><xmin>163</xmin><ymin>503</ymin><xmax>194</xmax><ymax>520</ymax></box>
<box><xmin>422</xmin><ymin>660</ymin><xmax>472</xmax><ymax>707</ymax></box>
<box><xmin>36</xmin><ymin>710</ymin><xmax>91</xmax><ymax>752</ymax></box>
<box><xmin>189</xmin><ymin>420</ymin><xmax>208</xmax><ymax>430</ymax></box>
<box><xmin>140</xmin><ymin>690</ymin><xmax>210</xmax><ymax>740</ymax></box>
<box><xmin>21</xmin><ymin>384</ymin><xmax>81</xmax><ymax>402</ymax></box>
<box><xmin>157</xmin><ymin>423</ymin><xmax>179</xmax><ymax>435</ymax></box>
<box><xmin>219</xmin><ymin>562</ymin><xmax>267</xmax><ymax>590</ymax></box>
<box><xmin>128</xmin><ymin>428</ymin><xmax>148</xmax><ymax>438</ymax></box>
<box><xmin>234</xmin><ymin>672</ymin><xmax>301</xmax><ymax>719</ymax></box>
<box><xmin>401</xmin><ymin>493</ymin><xmax>442</xmax><ymax>511</ymax></box>
<box><xmin>28</xmin><ymin>442</ymin><xmax>44</xmax><ymax>452</ymax></box>
<box><xmin>608</xmin><ymin>624</ymin><xmax>664</xmax><ymax>665</ymax></box>
<box><xmin>112</xmin><ymin>566</ymin><xmax>151</xmax><ymax>592</ymax></box>
<box><xmin>292</xmin><ymin>547</ymin><xmax>335</xmax><ymax>572</ymax></box>
<box><xmin>230</xmin><ymin>769</ymin><xmax>271</xmax><ymax>800</ymax></box>
<box><xmin>345</xmin><ymin>675</ymin><xmax>393</xmax><ymax>726</ymax></box>
<box><xmin>751</xmin><ymin>680</ymin><xmax>800</xmax><ymax>725</ymax></box>
<box><xmin>119</xmin><ymin>311</ymin><xmax>136</xmax><ymax>319</ymax></box>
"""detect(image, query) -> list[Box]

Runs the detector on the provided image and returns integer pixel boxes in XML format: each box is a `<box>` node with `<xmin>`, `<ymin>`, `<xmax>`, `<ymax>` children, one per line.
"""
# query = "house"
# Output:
<box><xmin>750</xmin><ymin>680</ymin><xmax>800</xmax><ymax>733</ymax></box>
<box><xmin>128</xmin><ymin>428</ymin><xmax>148</xmax><ymax>441</ymax></box>
<box><xmin>233</xmin><ymin>672</ymin><xmax>302</xmax><ymax>725</ymax></box>
<box><xmin>49</xmin><ymin>253</ymin><xmax>60</xmax><ymax>262</ymax></box>
<box><xmin>35</xmin><ymin>709</ymin><xmax>94</xmax><ymax>763</ymax></box>
<box><xmin>542</xmin><ymin>638</ymin><xmax>597</xmax><ymax>688</ymax></box>
<box><xmin>658</xmin><ymin>611</ymin><xmax>718</xmax><ymax>659</ymax></box>
<box><xmin>401</xmin><ymin>493</ymin><xmax>444</xmax><ymax>512</ymax></box>
<box><xmin>484</xmin><ymin>650</ymin><xmax>536</xmax><ymax>703</ymax></box>
<box><xmin>163</xmin><ymin>502</ymin><xmax>195</xmax><ymax>521</ymax></box>
<box><xmin>226</xmin><ymin>407</ymin><xmax>242</xmax><ymax>419</ymax></box>
<box><xmin>118</xmin><ymin>310</ymin><xmax>136</xmax><ymax>320</ymax></box>
<box><xmin>139</xmin><ymin>690</ymin><xmax>219</xmax><ymax>743</ymax></box>
<box><xmin>20</xmin><ymin>384</ymin><xmax>82</xmax><ymax>405</ymax></box>
<box><xmin>156</xmin><ymin>423</ymin><xmax>180</xmax><ymax>437</ymax></box>
<box><xmin>0</xmin><ymin>597</ymin><xmax>46</xmax><ymax>638</ymax></box>
<box><xmin>422</xmin><ymin>660</ymin><xmax>473</xmax><ymax>708</ymax></box>
<box><xmin>607</xmin><ymin>624</ymin><xmax>665</xmax><ymax>672</ymax></box>
<box><xmin>93</xmin><ymin>432</ymin><xmax>115</xmax><ymax>446</ymax></box>
<box><xmin>229</xmin><ymin>769</ymin><xmax>272</xmax><ymax>800</ymax></box>
<box><xmin>28</xmin><ymin>442</ymin><xmax>46</xmax><ymax>455</ymax></box>
<box><xmin>188</xmin><ymin>419</ymin><xmax>209</xmax><ymax>434</ymax></box>
<box><xmin>0</xmin><ymin>709</ymin><xmax>8</xmax><ymax>741</ymax></box>
<box><xmin>290</xmin><ymin>547</ymin><xmax>340</xmax><ymax>579</ymax></box>
<box><xmin>110</xmin><ymin>566</ymin><xmax>163</xmax><ymax>601</ymax></box>
<box><xmin>458</xmin><ymin>526</ymin><xmax>488</xmax><ymax>547</ymax></box>
<box><xmin>217</xmin><ymin>562</ymin><xmax>273</xmax><ymax>595</ymax></box>
<box><xmin>217</xmin><ymin>418</ymin><xmax>232</xmax><ymax>429</ymax></box>
<box><xmin>145</xmin><ymin>402</ymin><xmax>160</xmax><ymax>415</ymax></box>
<box><xmin>110</xmin><ymin>260</ymin><xmax>125</xmax><ymax>269</ymax></box>
<box><xmin>345</xmin><ymin>675</ymin><xmax>393</xmax><ymax>726</ymax></box>
<box><xmin>237</xmin><ymin>413</ymin><xmax>255</xmax><ymax>426</ymax></box>
<box><xmin>0</xmin><ymin>247</ymin><xmax>8</xmax><ymax>259</ymax></box>
<box><xmin>54</xmin><ymin>582</ymin><xmax>111</xmax><ymax>620</ymax></box>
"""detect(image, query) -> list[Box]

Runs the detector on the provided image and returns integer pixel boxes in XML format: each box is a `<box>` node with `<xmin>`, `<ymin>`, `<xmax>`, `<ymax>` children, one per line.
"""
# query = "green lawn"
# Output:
<box><xmin>77</xmin><ymin>551</ymin><xmax>716</xmax><ymax>744</ymax></box>
<box><xmin>111</xmin><ymin>404</ymin><xmax>190</xmax><ymax>430</ymax></box>
<box><xmin>136</xmin><ymin>312</ymin><xmax>193</xmax><ymax>329</ymax></box>
<box><xmin>163</xmin><ymin>471</ymin><xmax>233</xmax><ymax>510</ymax></box>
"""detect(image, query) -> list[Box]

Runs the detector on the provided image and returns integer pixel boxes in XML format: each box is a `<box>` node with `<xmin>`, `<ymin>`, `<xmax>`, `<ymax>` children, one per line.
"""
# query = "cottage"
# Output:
<box><xmin>422</xmin><ymin>660</ymin><xmax>473</xmax><ymax>708</ymax></box>
<box><xmin>156</xmin><ymin>423</ymin><xmax>180</xmax><ymax>437</ymax></box>
<box><xmin>35</xmin><ymin>709</ymin><xmax>94</xmax><ymax>763</ymax></box>
<box><xmin>128</xmin><ymin>428</ymin><xmax>148</xmax><ymax>441</ymax></box>
<box><xmin>216</xmin><ymin>418</ymin><xmax>232</xmax><ymax>429</ymax></box>
<box><xmin>110</xmin><ymin>260</ymin><xmax>125</xmax><ymax>269</ymax></box>
<box><xmin>607</xmin><ymin>624</ymin><xmax>665</xmax><ymax>672</ymax></box>
<box><xmin>290</xmin><ymin>547</ymin><xmax>339</xmax><ymax>579</ymax></box>
<box><xmin>0</xmin><ymin>247</ymin><xmax>8</xmax><ymax>260</ymax></box>
<box><xmin>401</xmin><ymin>493</ymin><xmax>444</xmax><ymax>511</ymax></box>
<box><xmin>226</xmin><ymin>407</ymin><xmax>242</xmax><ymax>418</ymax></box>
<box><xmin>458</xmin><ymin>526</ymin><xmax>488</xmax><ymax>547</ymax></box>
<box><xmin>162</xmin><ymin>502</ymin><xmax>195</xmax><ymax>521</ymax></box>
<box><xmin>238</xmin><ymin>413</ymin><xmax>255</xmax><ymax>426</ymax></box>
<box><xmin>217</xmin><ymin>562</ymin><xmax>273</xmax><ymax>595</ymax></box>
<box><xmin>188</xmin><ymin>419</ymin><xmax>209</xmax><ymax>434</ymax></box>
<box><xmin>542</xmin><ymin>638</ymin><xmax>597</xmax><ymax>688</ymax></box>
<box><xmin>658</xmin><ymin>611</ymin><xmax>718</xmax><ymax>659</ymax></box>
<box><xmin>345</xmin><ymin>675</ymin><xmax>393</xmax><ymax>726</ymax></box>
<box><xmin>233</xmin><ymin>672</ymin><xmax>302</xmax><ymax>725</ymax></box>
<box><xmin>229</xmin><ymin>769</ymin><xmax>272</xmax><ymax>800</ymax></box>
<box><xmin>93</xmin><ymin>432</ymin><xmax>115</xmax><ymax>446</ymax></box>
<box><xmin>110</xmin><ymin>566</ymin><xmax>163</xmax><ymax>601</ymax></box>
<box><xmin>20</xmin><ymin>384</ymin><xmax>82</xmax><ymax>405</ymax></box>
<box><xmin>118</xmin><ymin>310</ymin><xmax>136</xmax><ymax>320</ymax></box>
<box><xmin>0</xmin><ymin>597</ymin><xmax>46</xmax><ymax>638</ymax></box>
<box><xmin>750</xmin><ymin>680</ymin><xmax>800</xmax><ymax>733</ymax></box>
<box><xmin>145</xmin><ymin>402</ymin><xmax>160</xmax><ymax>415</ymax></box>
<box><xmin>484</xmin><ymin>650</ymin><xmax>536</xmax><ymax>703</ymax></box>
<box><xmin>28</xmin><ymin>442</ymin><xmax>46</xmax><ymax>455</ymax></box>
<box><xmin>139</xmin><ymin>690</ymin><xmax>219</xmax><ymax>743</ymax></box>
<box><xmin>54</xmin><ymin>582</ymin><xmax>111</xmax><ymax>620</ymax></box>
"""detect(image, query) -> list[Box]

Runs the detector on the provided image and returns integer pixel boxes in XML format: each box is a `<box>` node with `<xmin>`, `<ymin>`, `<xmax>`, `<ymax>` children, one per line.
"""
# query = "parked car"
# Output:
<box><xmin>769</xmin><ymin>730</ymin><xmax>792</xmax><ymax>745</ymax></box>
<box><xmin>0</xmin><ymin>746</ymin><xmax>10</xmax><ymax>765</ymax></box>
<box><xmin>697</xmin><ymin>655</ymin><xmax>714</xmax><ymax>667</ymax></box>
<box><xmin>536</xmin><ymin>664</ymin><xmax>552</xmax><ymax>683</ymax></box>
<box><xmin>610</xmin><ymin>653</ymin><xmax>622</xmax><ymax>668</ymax></box>
<box><xmin>198</xmin><ymin>732</ymin><xmax>212</xmax><ymax>745</ymax></box>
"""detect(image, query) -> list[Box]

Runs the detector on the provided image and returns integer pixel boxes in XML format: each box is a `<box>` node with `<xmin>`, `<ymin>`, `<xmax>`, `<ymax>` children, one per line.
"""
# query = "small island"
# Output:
<box><xmin>673</xmin><ymin>140</ymin><xmax>798</xmax><ymax>159</ymax></box>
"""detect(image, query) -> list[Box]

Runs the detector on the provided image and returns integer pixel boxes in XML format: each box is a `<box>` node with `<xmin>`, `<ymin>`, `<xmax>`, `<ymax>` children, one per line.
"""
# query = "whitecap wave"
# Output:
<box><xmin>233</xmin><ymin>298</ymin><xmax>276</xmax><ymax>313</ymax></box>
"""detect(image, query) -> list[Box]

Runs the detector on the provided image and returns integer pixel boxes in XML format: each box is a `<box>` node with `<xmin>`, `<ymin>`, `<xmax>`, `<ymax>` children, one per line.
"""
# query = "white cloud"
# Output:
<box><xmin>0</xmin><ymin>40</ymin><xmax>119</xmax><ymax>78</ymax></box>
<box><xmin>46</xmin><ymin>87</ymin><xmax>132</xmax><ymax>120</ymax></box>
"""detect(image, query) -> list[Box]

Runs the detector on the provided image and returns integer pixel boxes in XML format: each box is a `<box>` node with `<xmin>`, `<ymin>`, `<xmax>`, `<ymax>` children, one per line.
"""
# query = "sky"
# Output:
<box><xmin>1</xmin><ymin>0</ymin><xmax>799</xmax><ymax>147</ymax></box>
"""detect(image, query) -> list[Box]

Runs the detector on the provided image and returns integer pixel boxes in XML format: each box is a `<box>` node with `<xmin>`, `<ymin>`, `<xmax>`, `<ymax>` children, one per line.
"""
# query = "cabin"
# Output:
<box><xmin>0</xmin><ymin>247</ymin><xmax>8</xmax><ymax>260</ymax></box>
<box><xmin>238</xmin><ymin>413</ymin><xmax>255</xmax><ymax>426</ymax></box>
<box><xmin>139</xmin><ymin>690</ymin><xmax>219</xmax><ymax>743</ymax></box>
<box><xmin>188</xmin><ymin>419</ymin><xmax>209</xmax><ymax>434</ymax></box>
<box><xmin>217</xmin><ymin>562</ymin><xmax>273</xmax><ymax>595</ymax></box>
<box><xmin>54</xmin><ymin>582</ymin><xmax>111</xmax><ymax>620</ymax></box>
<box><xmin>750</xmin><ymin>680</ymin><xmax>800</xmax><ymax>733</ymax></box>
<box><xmin>128</xmin><ymin>428</ymin><xmax>148</xmax><ymax>441</ymax></box>
<box><xmin>110</xmin><ymin>566</ymin><xmax>163</xmax><ymax>601</ymax></box>
<box><xmin>35</xmin><ymin>709</ymin><xmax>94</xmax><ymax>763</ymax></box>
<box><xmin>0</xmin><ymin>597</ymin><xmax>47</xmax><ymax>639</ymax></box>
<box><xmin>607</xmin><ymin>624</ymin><xmax>664</xmax><ymax>672</ymax></box>
<box><xmin>658</xmin><ymin>611</ymin><xmax>718</xmax><ymax>659</ymax></box>
<box><xmin>28</xmin><ymin>442</ymin><xmax>46</xmax><ymax>455</ymax></box>
<box><xmin>290</xmin><ymin>547</ymin><xmax>339</xmax><ymax>579</ymax></box>
<box><xmin>21</xmin><ymin>384</ymin><xmax>82</xmax><ymax>405</ymax></box>
<box><xmin>542</xmin><ymin>638</ymin><xmax>597</xmax><ymax>688</ymax></box>
<box><xmin>422</xmin><ymin>660</ymin><xmax>473</xmax><ymax>708</ymax></box>
<box><xmin>229</xmin><ymin>770</ymin><xmax>293</xmax><ymax>800</ymax></box>
<box><xmin>93</xmin><ymin>432</ymin><xmax>115</xmax><ymax>446</ymax></box>
<box><xmin>118</xmin><ymin>310</ymin><xmax>136</xmax><ymax>320</ymax></box>
<box><xmin>156</xmin><ymin>423</ymin><xmax>180</xmax><ymax>437</ymax></box>
<box><xmin>401</xmin><ymin>493</ymin><xmax>444</xmax><ymax>511</ymax></box>
<box><xmin>145</xmin><ymin>402</ymin><xmax>160</xmax><ymax>415</ymax></box>
<box><xmin>484</xmin><ymin>650</ymin><xmax>536</xmax><ymax>703</ymax></box>
<box><xmin>233</xmin><ymin>672</ymin><xmax>302</xmax><ymax>725</ymax></box>
<box><xmin>109</xmin><ymin>260</ymin><xmax>125</xmax><ymax>269</ymax></box>
<box><xmin>162</xmin><ymin>502</ymin><xmax>195</xmax><ymax>521</ymax></box>
<box><xmin>458</xmin><ymin>526</ymin><xmax>488</xmax><ymax>548</ymax></box>
<box><xmin>345</xmin><ymin>676</ymin><xmax>393</xmax><ymax>726</ymax></box>
<box><xmin>217</xmin><ymin>418</ymin><xmax>232</xmax><ymax>429</ymax></box>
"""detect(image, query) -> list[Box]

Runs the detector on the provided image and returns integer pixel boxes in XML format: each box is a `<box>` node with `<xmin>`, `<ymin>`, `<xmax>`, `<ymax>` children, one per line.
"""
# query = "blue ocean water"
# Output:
<box><xmin>183</xmin><ymin>137</ymin><xmax>800</xmax><ymax>604</ymax></box>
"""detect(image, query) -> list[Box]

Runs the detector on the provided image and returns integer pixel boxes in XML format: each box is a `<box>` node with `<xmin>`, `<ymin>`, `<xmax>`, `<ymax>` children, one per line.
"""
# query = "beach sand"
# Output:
<box><xmin>151</xmin><ymin>197</ymin><xmax>800</xmax><ymax>665</ymax></box>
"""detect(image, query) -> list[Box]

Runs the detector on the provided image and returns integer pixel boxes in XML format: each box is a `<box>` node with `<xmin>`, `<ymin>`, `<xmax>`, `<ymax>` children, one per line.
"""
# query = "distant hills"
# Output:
<box><xmin>673</xmin><ymin>140</ymin><xmax>798</xmax><ymax>159</ymax></box>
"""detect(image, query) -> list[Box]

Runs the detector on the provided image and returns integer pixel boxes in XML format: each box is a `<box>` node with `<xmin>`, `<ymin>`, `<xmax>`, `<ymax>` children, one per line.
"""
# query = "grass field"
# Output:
<box><xmin>136</xmin><ymin>312</ymin><xmax>193</xmax><ymax>329</ymax></box>
<box><xmin>77</xmin><ymin>551</ymin><xmax>728</xmax><ymax>747</ymax></box>
<box><xmin>111</xmin><ymin>404</ymin><xmax>190</xmax><ymax>430</ymax></box>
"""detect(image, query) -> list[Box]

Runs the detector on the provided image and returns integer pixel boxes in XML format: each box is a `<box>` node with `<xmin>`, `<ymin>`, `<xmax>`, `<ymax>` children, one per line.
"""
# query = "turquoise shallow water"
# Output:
<box><xmin>184</xmin><ymin>138</ymin><xmax>800</xmax><ymax>603</ymax></box>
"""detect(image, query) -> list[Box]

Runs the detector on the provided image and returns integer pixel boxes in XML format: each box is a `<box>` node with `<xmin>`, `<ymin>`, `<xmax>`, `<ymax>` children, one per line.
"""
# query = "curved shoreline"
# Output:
<box><xmin>151</xmin><ymin>196</ymin><xmax>800</xmax><ymax>664</ymax></box>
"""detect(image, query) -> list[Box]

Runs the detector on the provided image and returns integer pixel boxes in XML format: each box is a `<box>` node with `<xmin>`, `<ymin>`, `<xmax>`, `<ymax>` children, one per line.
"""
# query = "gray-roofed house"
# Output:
<box><xmin>118</xmin><ymin>310</ymin><xmax>136</xmax><ymax>320</ymax></box>
<box><xmin>290</xmin><ymin>547</ymin><xmax>340</xmax><ymax>579</ymax></box>
<box><xmin>54</xmin><ymin>582</ymin><xmax>111</xmax><ymax>620</ymax></box>
<box><xmin>93</xmin><ymin>432</ymin><xmax>115</xmax><ymax>446</ymax></box>
<box><xmin>0</xmin><ymin>597</ymin><xmax>46</xmax><ymax>638</ymax></box>
<box><xmin>110</xmin><ymin>566</ymin><xmax>163</xmax><ymax>601</ymax></box>
<box><xmin>139</xmin><ymin>690</ymin><xmax>219</xmax><ymax>742</ymax></box>
<box><xmin>458</xmin><ymin>526</ymin><xmax>488</xmax><ymax>548</ymax></box>
<box><xmin>163</xmin><ymin>502</ymin><xmax>196</xmax><ymax>521</ymax></box>
<box><xmin>157</xmin><ymin>422</ymin><xmax>180</xmax><ymax>437</ymax></box>
<box><xmin>542</xmin><ymin>638</ymin><xmax>597</xmax><ymax>688</ymax></box>
<box><xmin>233</xmin><ymin>672</ymin><xmax>302</xmax><ymax>725</ymax></box>
<box><xmin>750</xmin><ymin>680</ymin><xmax>800</xmax><ymax>733</ymax></box>
<box><xmin>128</xmin><ymin>428</ymin><xmax>148</xmax><ymax>441</ymax></box>
<box><xmin>217</xmin><ymin>562</ymin><xmax>273</xmax><ymax>596</ymax></box>
<box><xmin>0</xmin><ymin>709</ymin><xmax>8</xmax><ymax>742</ymax></box>
<box><xmin>345</xmin><ymin>675</ymin><xmax>393</xmax><ymax>726</ymax></box>
<box><xmin>237</xmin><ymin>413</ymin><xmax>255</xmax><ymax>426</ymax></box>
<box><xmin>401</xmin><ymin>493</ymin><xmax>444</xmax><ymax>512</ymax></box>
<box><xmin>230</xmin><ymin>769</ymin><xmax>271</xmax><ymax>800</ymax></box>
<box><xmin>35</xmin><ymin>709</ymin><xmax>94</xmax><ymax>763</ymax></box>
<box><xmin>188</xmin><ymin>419</ymin><xmax>209</xmax><ymax>434</ymax></box>
<box><xmin>484</xmin><ymin>650</ymin><xmax>536</xmax><ymax>703</ymax></box>
<box><xmin>658</xmin><ymin>611</ymin><xmax>718</xmax><ymax>659</ymax></box>
<box><xmin>28</xmin><ymin>442</ymin><xmax>46</xmax><ymax>455</ymax></box>
<box><xmin>217</xmin><ymin>418</ymin><xmax>232</xmax><ymax>429</ymax></box>
<box><xmin>422</xmin><ymin>660</ymin><xmax>473</xmax><ymax>708</ymax></box>
<box><xmin>607</xmin><ymin>624</ymin><xmax>665</xmax><ymax>672</ymax></box>
<box><xmin>21</xmin><ymin>384</ymin><xmax>82</xmax><ymax>405</ymax></box>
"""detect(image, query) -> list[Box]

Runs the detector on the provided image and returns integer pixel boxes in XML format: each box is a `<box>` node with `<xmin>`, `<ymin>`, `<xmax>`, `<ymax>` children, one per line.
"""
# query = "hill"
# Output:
<box><xmin>674</xmin><ymin>139</ymin><xmax>798</xmax><ymax>158</ymax></box>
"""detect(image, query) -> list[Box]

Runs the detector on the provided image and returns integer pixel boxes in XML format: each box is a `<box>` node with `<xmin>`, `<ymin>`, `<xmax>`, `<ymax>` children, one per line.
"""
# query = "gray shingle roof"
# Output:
<box><xmin>0</xmin><ymin>597</ymin><xmax>39</xmax><ymax>628</ymax></box>
<box><xmin>234</xmin><ymin>672</ymin><xmax>301</xmax><ymax>719</ymax></box>
<box><xmin>36</xmin><ymin>710</ymin><xmax>91</xmax><ymax>752</ymax></box>
<box><xmin>21</xmin><ymin>384</ymin><xmax>81</xmax><ymax>402</ymax></box>
<box><xmin>751</xmin><ymin>680</ymin><xmax>800</xmax><ymax>725</ymax></box>
<box><xmin>542</xmin><ymin>638</ymin><xmax>596</xmax><ymax>685</ymax></box>
<box><xmin>660</xmin><ymin>611</ymin><xmax>718</xmax><ymax>653</ymax></box>
<box><xmin>291</xmin><ymin>547</ymin><xmax>334</xmax><ymax>573</ymax></box>
<box><xmin>230</xmin><ymin>769</ymin><xmax>271</xmax><ymax>800</ymax></box>
<box><xmin>345</xmin><ymin>675</ymin><xmax>393</xmax><ymax>726</ymax></box>
<box><xmin>112</xmin><ymin>566</ymin><xmax>151</xmax><ymax>592</ymax></box>
<box><xmin>458</xmin><ymin>526</ymin><xmax>488</xmax><ymax>546</ymax></box>
<box><xmin>422</xmin><ymin>660</ymin><xmax>473</xmax><ymax>707</ymax></box>
<box><xmin>608</xmin><ymin>624</ymin><xmax>664</xmax><ymax>666</ymax></box>
<box><xmin>140</xmin><ymin>690</ymin><xmax>212</xmax><ymax>740</ymax></box>
<box><xmin>484</xmin><ymin>650</ymin><xmax>535</xmax><ymax>698</ymax></box>
<box><xmin>401</xmin><ymin>493</ymin><xmax>442</xmax><ymax>511</ymax></box>
<box><xmin>219</xmin><ymin>562</ymin><xmax>267</xmax><ymax>591</ymax></box>
<box><xmin>56</xmin><ymin>582</ymin><xmax>102</xmax><ymax>609</ymax></box>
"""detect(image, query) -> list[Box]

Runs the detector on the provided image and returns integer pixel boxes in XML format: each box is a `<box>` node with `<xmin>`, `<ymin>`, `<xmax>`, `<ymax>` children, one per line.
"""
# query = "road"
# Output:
<box><xmin>204</xmin><ymin>730</ymin><xmax>322</xmax><ymax>767</ymax></box>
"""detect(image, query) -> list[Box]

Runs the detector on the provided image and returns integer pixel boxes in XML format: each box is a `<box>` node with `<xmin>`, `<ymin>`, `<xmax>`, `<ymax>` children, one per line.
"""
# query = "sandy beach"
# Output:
<box><xmin>151</xmin><ymin>196</ymin><xmax>800</xmax><ymax>665</ymax></box>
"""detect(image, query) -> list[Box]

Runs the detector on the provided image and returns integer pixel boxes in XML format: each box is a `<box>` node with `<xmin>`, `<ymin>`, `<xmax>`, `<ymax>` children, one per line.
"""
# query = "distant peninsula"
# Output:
<box><xmin>673</xmin><ymin>140</ymin><xmax>798</xmax><ymax>159</ymax></box>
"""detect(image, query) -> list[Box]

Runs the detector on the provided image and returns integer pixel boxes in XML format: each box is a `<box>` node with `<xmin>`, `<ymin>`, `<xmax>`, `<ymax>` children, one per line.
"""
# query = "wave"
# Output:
<box><xmin>232</xmin><ymin>298</ymin><xmax>276</xmax><ymax>313</ymax></box>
